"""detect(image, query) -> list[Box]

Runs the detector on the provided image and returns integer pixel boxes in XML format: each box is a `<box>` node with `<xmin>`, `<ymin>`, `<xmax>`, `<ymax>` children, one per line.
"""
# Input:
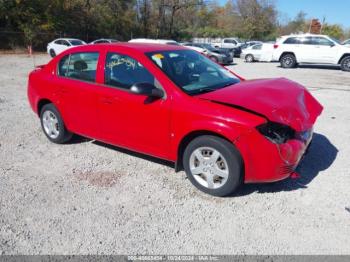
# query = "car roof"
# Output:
<box><xmin>281</xmin><ymin>34</ymin><xmax>330</xmax><ymax>38</ymax></box>
<box><xmin>56</xmin><ymin>38</ymin><xmax>83</xmax><ymax>41</ymax></box>
<box><xmin>93</xmin><ymin>38</ymin><xmax>117</xmax><ymax>41</ymax></box>
<box><xmin>61</xmin><ymin>42</ymin><xmax>187</xmax><ymax>53</ymax></box>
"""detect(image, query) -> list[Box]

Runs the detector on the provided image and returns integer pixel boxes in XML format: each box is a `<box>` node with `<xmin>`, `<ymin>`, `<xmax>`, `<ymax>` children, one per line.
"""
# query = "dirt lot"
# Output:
<box><xmin>1</xmin><ymin>54</ymin><xmax>350</xmax><ymax>255</ymax></box>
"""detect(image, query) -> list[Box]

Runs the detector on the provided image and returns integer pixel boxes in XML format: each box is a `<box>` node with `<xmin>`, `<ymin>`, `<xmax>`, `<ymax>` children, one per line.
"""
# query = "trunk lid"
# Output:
<box><xmin>197</xmin><ymin>78</ymin><xmax>323</xmax><ymax>132</ymax></box>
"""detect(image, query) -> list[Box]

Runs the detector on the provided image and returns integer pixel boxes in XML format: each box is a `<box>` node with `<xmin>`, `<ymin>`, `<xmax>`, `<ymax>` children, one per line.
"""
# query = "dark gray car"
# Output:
<box><xmin>184</xmin><ymin>43</ymin><xmax>233</xmax><ymax>64</ymax></box>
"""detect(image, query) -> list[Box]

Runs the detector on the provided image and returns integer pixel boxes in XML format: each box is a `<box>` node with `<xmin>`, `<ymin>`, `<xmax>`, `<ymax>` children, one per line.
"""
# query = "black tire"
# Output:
<box><xmin>49</xmin><ymin>49</ymin><xmax>56</xmax><ymax>58</ymax></box>
<box><xmin>340</xmin><ymin>56</ymin><xmax>350</xmax><ymax>72</ymax></box>
<box><xmin>209</xmin><ymin>56</ymin><xmax>219</xmax><ymax>63</ymax></box>
<box><xmin>40</xmin><ymin>103</ymin><xmax>73</xmax><ymax>144</ymax></box>
<box><xmin>183</xmin><ymin>135</ymin><xmax>243</xmax><ymax>197</ymax></box>
<box><xmin>245</xmin><ymin>54</ymin><xmax>254</xmax><ymax>63</ymax></box>
<box><xmin>280</xmin><ymin>53</ymin><xmax>297</xmax><ymax>68</ymax></box>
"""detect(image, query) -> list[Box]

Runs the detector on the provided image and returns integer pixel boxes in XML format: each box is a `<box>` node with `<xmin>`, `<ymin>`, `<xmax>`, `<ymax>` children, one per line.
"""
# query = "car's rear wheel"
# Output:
<box><xmin>340</xmin><ymin>56</ymin><xmax>350</xmax><ymax>72</ymax></box>
<box><xmin>40</xmin><ymin>103</ymin><xmax>72</xmax><ymax>144</ymax></box>
<box><xmin>49</xmin><ymin>49</ymin><xmax>56</xmax><ymax>58</ymax></box>
<box><xmin>245</xmin><ymin>54</ymin><xmax>254</xmax><ymax>63</ymax></box>
<box><xmin>280</xmin><ymin>53</ymin><xmax>297</xmax><ymax>68</ymax></box>
<box><xmin>183</xmin><ymin>135</ymin><xmax>243</xmax><ymax>197</ymax></box>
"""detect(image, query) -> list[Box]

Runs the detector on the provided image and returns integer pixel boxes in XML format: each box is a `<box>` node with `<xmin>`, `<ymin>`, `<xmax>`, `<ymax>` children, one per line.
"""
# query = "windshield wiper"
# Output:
<box><xmin>221</xmin><ymin>81</ymin><xmax>237</xmax><ymax>88</ymax></box>
<box><xmin>190</xmin><ymin>87</ymin><xmax>218</xmax><ymax>95</ymax></box>
<box><xmin>190</xmin><ymin>81</ymin><xmax>238</xmax><ymax>95</ymax></box>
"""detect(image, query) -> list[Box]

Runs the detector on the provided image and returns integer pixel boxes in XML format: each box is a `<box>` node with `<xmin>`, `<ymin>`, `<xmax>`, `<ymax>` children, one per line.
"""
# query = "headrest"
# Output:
<box><xmin>74</xmin><ymin>60</ymin><xmax>88</xmax><ymax>71</ymax></box>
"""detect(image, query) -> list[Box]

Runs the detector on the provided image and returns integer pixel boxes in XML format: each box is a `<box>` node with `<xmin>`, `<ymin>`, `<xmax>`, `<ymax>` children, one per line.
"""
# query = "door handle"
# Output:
<box><xmin>59</xmin><ymin>87</ymin><xmax>68</xmax><ymax>94</ymax></box>
<box><xmin>100</xmin><ymin>96</ymin><xmax>119</xmax><ymax>104</ymax></box>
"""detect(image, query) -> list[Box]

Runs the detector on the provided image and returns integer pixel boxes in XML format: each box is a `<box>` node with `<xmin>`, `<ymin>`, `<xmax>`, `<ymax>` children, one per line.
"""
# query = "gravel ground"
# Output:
<box><xmin>0</xmin><ymin>54</ymin><xmax>350</xmax><ymax>255</ymax></box>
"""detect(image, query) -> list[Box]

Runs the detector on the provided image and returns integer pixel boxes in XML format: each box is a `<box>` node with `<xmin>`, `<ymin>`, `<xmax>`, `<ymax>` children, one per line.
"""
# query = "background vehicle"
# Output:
<box><xmin>181</xmin><ymin>44</ymin><xmax>207</xmax><ymax>55</ymax></box>
<box><xmin>241</xmin><ymin>41</ymin><xmax>263</xmax><ymax>49</ymax></box>
<box><xmin>241</xmin><ymin>43</ymin><xmax>274</xmax><ymax>62</ymax></box>
<box><xmin>273</xmin><ymin>34</ymin><xmax>350</xmax><ymax>71</ymax></box>
<box><xmin>128</xmin><ymin>38</ymin><xmax>179</xmax><ymax>45</ymax></box>
<box><xmin>47</xmin><ymin>38</ymin><xmax>86</xmax><ymax>57</ymax></box>
<box><xmin>90</xmin><ymin>39</ymin><xmax>118</xmax><ymax>44</ymax></box>
<box><xmin>211</xmin><ymin>37</ymin><xmax>244</xmax><ymax>49</ymax></box>
<box><xmin>183</xmin><ymin>42</ymin><xmax>233</xmax><ymax>64</ymax></box>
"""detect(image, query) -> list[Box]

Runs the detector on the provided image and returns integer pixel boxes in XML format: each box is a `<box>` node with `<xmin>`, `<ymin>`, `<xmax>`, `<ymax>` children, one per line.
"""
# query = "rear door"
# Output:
<box><xmin>251</xmin><ymin>44</ymin><xmax>262</xmax><ymax>60</ymax></box>
<box><xmin>55</xmin><ymin>51</ymin><xmax>102</xmax><ymax>138</ymax></box>
<box><xmin>295</xmin><ymin>37</ymin><xmax>314</xmax><ymax>63</ymax></box>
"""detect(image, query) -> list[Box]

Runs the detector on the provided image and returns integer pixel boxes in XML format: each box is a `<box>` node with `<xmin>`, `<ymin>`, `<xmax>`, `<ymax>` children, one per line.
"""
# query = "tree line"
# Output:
<box><xmin>0</xmin><ymin>0</ymin><xmax>349</xmax><ymax>50</ymax></box>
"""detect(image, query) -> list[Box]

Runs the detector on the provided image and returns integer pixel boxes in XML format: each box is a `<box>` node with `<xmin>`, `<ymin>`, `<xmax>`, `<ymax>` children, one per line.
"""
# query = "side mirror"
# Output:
<box><xmin>130</xmin><ymin>82</ymin><xmax>164</xmax><ymax>98</ymax></box>
<box><xmin>330</xmin><ymin>43</ymin><xmax>335</xmax><ymax>47</ymax></box>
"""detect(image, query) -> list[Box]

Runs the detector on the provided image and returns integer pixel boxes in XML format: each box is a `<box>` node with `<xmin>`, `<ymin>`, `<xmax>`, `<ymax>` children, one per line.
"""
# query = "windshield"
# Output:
<box><xmin>199</xmin><ymin>44</ymin><xmax>215</xmax><ymax>51</ymax></box>
<box><xmin>146</xmin><ymin>50</ymin><xmax>240</xmax><ymax>95</ymax></box>
<box><xmin>69</xmin><ymin>40</ymin><xmax>85</xmax><ymax>46</ymax></box>
<box><xmin>330</xmin><ymin>37</ymin><xmax>341</xmax><ymax>45</ymax></box>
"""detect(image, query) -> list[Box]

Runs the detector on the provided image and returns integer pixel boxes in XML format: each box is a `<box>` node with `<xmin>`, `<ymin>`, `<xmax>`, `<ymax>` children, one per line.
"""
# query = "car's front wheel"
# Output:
<box><xmin>340</xmin><ymin>56</ymin><xmax>350</xmax><ymax>72</ymax></box>
<box><xmin>280</xmin><ymin>53</ymin><xmax>297</xmax><ymax>68</ymax></box>
<box><xmin>49</xmin><ymin>49</ymin><xmax>56</xmax><ymax>58</ymax></box>
<box><xmin>183</xmin><ymin>135</ymin><xmax>243</xmax><ymax>197</ymax></box>
<box><xmin>40</xmin><ymin>103</ymin><xmax>73</xmax><ymax>143</ymax></box>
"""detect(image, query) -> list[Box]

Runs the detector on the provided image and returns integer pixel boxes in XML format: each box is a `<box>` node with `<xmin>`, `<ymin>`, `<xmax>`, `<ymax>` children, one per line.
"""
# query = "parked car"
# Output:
<box><xmin>28</xmin><ymin>43</ymin><xmax>323</xmax><ymax>196</ymax></box>
<box><xmin>272</xmin><ymin>34</ymin><xmax>350</xmax><ymax>71</ymax></box>
<box><xmin>211</xmin><ymin>38</ymin><xmax>244</xmax><ymax>49</ymax></box>
<box><xmin>184</xmin><ymin>43</ymin><xmax>233</xmax><ymax>64</ymax></box>
<box><xmin>47</xmin><ymin>38</ymin><xmax>86</xmax><ymax>57</ymax></box>
<box><xmin>241</xmin><ymin>41</ymin><xmax>263</xmax><ymax>49</ymax></box>
<box><xmin>90</xmin><ymin>39</ymin><xmax>118</xmax><ymax>44</ymax></box>
<box><xmin>129</xmin><ymin>38</ymin><xmax>179</xmax><ymax>45</ymax></box>
<box><xmin>181</xmin><ymin>44</ymin><xmax>206</xmax><ymax>53</ymax></box>
<box><xmin>219</xmin><ymin>47</ymin><xmax>242</xmax><ymax>58</ymax></box>
<box><xmin>342</xmin><ymin>39</ymin><xmax>350</xmax><ymax>46</ymax></box>
<box><xmin>241</xmin><ymin>43</ymin><xmax>274</xmax><ymax>62</ymax></box>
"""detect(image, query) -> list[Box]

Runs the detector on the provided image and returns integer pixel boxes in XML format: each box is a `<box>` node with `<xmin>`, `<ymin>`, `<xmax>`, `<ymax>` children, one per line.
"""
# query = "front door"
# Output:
<box><xmin>97</xmin><ymin>52</ymin><xmax>171</xmax><ymax>159</ymax></box>
<box><xmin>311</xmin><ymin>37</ymin><xmax>339</xmax><ymax>64</ymax></box>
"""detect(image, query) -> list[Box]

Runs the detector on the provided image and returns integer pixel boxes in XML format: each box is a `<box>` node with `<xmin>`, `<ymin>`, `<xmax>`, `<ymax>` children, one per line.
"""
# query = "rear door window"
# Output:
<box><xmin>57</xmin><ymin>52</ymin><xmax>99</xmax><ymax>82</ymax></box>
<box><xmin>252</xmin><ymin>44</ymin><xmax>262</xmax><ymax>50</ymax></box>
<box><xmin>283</xmin><ymin>37</ymin><xmax>300</xmax><ymax>44</ymax></box>
<box><xmin>299</xmin><ymin>37</ymin><xmax>313</xmax><ymax>45</ymax></box>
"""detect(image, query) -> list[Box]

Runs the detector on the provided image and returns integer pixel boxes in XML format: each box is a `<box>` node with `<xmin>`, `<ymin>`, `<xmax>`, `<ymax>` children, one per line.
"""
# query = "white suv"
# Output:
<box><xmin>272</xmin><ymin>34</ymin><xmax>350</xmax><ymax>71</ymax></box>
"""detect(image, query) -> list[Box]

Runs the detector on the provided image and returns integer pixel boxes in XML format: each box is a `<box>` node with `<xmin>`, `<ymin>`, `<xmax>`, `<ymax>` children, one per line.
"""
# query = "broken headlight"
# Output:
<box><xmin>256</xmin><ymin>122</ymin><xmax>295</xmax><ymax>144</ymax></box>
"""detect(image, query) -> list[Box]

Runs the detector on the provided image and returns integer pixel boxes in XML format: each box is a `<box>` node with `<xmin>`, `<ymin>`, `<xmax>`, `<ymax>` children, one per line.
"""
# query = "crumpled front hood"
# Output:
<box><xmin>197</xmin><ymin>78</ymin><xmax>323</xmax><ymax>132</ymax></box>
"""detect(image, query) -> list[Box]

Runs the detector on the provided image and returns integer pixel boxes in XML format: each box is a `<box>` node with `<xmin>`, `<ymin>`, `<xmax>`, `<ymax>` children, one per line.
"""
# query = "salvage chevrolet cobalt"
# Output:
<box><xmin>27</xmin><ymin>43</ymin><xmax>323</xmax><ymax>196</ymax></box>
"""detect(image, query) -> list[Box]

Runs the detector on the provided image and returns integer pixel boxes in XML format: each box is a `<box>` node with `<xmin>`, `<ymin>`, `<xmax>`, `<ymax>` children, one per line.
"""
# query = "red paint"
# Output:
<box><xmin>197</xmin><ymin>78</ymin><xmax>323</xmax><ymax>132</ymax></box>
<box><xmin>27</xmin><ymin>43</ymin><xmax>323</xmax><ymax>183</ymax></box>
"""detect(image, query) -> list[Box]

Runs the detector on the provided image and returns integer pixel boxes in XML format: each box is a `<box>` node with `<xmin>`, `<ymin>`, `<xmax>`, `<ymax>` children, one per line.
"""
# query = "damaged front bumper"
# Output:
<box><xmin>234</xmin><ymin>127</ymin><xmax>313</xmax><ymax>183</ymax></box>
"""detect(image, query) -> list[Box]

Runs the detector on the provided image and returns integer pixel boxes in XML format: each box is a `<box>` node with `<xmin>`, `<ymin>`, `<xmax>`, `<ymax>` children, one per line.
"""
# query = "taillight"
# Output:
<box><xmin>273</xmin><ymin>44</ymin><xmax>279</xmax><ymax>49</ymax></box>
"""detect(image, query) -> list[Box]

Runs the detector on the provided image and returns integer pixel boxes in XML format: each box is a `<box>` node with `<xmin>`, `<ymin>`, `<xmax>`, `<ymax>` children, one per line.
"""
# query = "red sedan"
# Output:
<box><xmin>27</xmin><ymin>43</ymin><xmax>323</xmax><ymax>196</ymax></box>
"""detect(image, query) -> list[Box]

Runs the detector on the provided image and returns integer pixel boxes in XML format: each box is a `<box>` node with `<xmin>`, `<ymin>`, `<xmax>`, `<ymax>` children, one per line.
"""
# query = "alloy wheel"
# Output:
<box><xmin>42</xmin><ymin>110</ymin><xmax>60</xmax><ymax>139</ymax></box>
<box><xmin>189</xmin><ymin>147</ymin><xmax>229</xmax><ymax>189</ymax></box>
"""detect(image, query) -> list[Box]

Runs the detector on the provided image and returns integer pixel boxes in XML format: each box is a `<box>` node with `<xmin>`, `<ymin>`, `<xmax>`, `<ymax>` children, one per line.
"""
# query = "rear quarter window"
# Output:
<box><xmin>283</xmin><ymin>37</ymin><xmax>300</xmax><ymax>44</ymax></box>
<box><xmin>57</xmin><ymin>52</ymin><xmax>99</xmax><ymax>82</ymax></box>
